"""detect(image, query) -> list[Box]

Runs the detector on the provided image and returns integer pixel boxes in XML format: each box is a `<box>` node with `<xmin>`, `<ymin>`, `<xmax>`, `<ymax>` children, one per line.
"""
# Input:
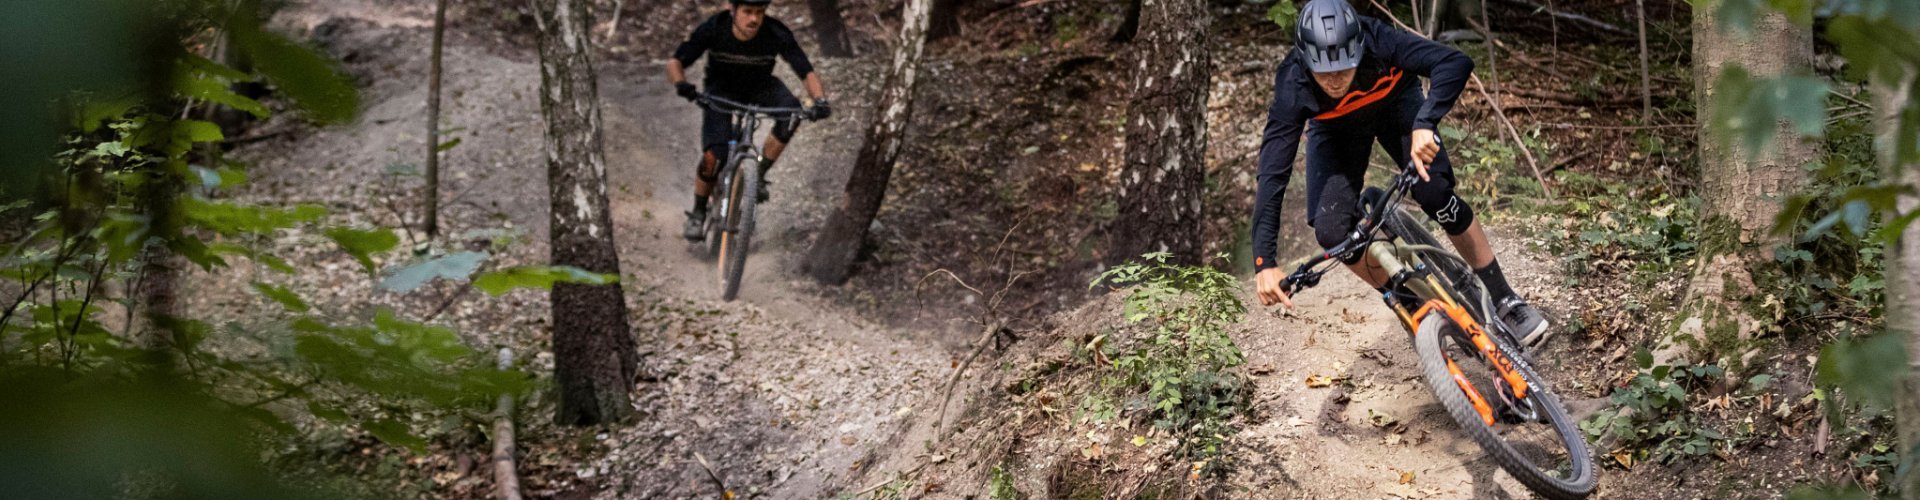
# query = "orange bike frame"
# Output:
<box><xmin>1392</xmin><ymin>281</ymin><xmax>1531</xmax><ymax>426</ymax></box>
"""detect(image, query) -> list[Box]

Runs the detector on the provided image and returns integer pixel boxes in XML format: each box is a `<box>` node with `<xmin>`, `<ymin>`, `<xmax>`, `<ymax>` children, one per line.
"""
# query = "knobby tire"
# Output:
<box><xmin>717</xmin><ymin>157</ymin><xmax>758</xmax><ymax>301</ymax></box>
<box><xmin>1413</xmin><ymin>313</ymin><xmax>1597</xmax><ymax>499</ymax></box>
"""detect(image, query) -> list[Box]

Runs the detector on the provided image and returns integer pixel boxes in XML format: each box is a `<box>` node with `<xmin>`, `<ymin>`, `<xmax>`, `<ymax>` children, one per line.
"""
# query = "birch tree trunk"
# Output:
<box><xmin>1664</xmin><ymin>6</ymin><xmax>1816</xmax><ymax>365</ymax></box>
<box><xmin>530</xmin><ymin>0</ymin><xmax>638</xmax><ymax>426</ymax></box>
<box><xmin>806</xmin><ymin>0</ymin><xmax>853</xmax><ymax>57</ymax></box>
<box><xmin>803</xmin><ymin>0</ymin><xmax>934</xmax><ymax>285</ymax></box>
<box><xmin>1107</xmin><ymin>0</ymin><xmax>1210</xmax><ymax>266</ymax></box>
<box><xmin>1879</xmin><ymin>69</ymin><xmax>1920</xmax><ymax>499</ymax></box>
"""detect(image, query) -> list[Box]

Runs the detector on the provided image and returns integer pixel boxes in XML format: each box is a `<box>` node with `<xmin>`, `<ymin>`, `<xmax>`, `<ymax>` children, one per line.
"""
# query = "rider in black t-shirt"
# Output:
<box><xmin>669</xmin><ymin>0</ymin><xmax>830</xmax><ymax>242</ymax></box>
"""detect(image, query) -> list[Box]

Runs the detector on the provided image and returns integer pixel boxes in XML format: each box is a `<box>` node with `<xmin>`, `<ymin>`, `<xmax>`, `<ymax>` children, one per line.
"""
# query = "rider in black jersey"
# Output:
<box><xmin>1252</xmin><ymin>0</ymin><xmax>1550</xmax><ymax>345</ymax></box>
<box><xmin>669</xmin><ymin>0</ymin><xmax>830</xmax><ymax>242</ymax></box>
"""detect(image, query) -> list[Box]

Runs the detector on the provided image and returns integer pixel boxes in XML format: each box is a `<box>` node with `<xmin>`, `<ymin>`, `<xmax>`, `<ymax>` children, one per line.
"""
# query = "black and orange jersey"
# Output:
<box><xmin>1251</xmin><ymin>17</ymin><xmax>1474</xmax><ymax>271</ymax></box>
<box><xmin>672</xmin><ymin>11</ymin><xmax>814</xmax><ymax>94</ymax></box>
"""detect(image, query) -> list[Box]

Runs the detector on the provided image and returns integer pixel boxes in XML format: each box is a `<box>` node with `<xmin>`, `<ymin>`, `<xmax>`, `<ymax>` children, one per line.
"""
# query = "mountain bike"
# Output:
<box><xmin>1278</xmin><ymin>164</ymin><xmax>1597</xmax><ymax>499</ymax></box>
<box><xmin>695</xmin><ymin>93</ymin><xmax>812</xmax><ymax>301</ymax></box>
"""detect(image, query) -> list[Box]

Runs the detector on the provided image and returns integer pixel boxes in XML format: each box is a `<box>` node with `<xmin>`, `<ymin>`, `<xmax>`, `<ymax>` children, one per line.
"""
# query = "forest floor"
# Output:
<box><xmin>204</xmin><ymin>0</ymin><xmax>1860</xmax><ymax>498</ymax></box>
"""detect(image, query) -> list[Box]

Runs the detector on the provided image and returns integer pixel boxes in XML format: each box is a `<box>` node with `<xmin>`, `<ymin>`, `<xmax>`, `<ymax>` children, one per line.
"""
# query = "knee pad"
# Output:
<box><xmin>697</xmin><ymin>149</ymin><xmax>721</xmax><ymax>183</ymax></box>
<box><xmin>1311</xmin><ymin>213</ymin><xmax>1366</xmax><ymax>265</ymax></box>
<box><xmin>772</xmin><ymin>119</ymin><xmax>799</xmax><ymax>143</ymax></box>
<box><xmin>1413</xmin><ymin>185</ymin><xmax>1475</xmax><ymax>235</ymax></box>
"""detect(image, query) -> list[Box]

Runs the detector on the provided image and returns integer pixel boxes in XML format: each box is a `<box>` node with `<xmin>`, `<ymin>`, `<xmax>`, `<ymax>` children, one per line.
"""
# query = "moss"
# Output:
<box><xmin>1694</xmin><ymin>215</ymin><xmax>1744</xmax><ymax>259</ymax></box>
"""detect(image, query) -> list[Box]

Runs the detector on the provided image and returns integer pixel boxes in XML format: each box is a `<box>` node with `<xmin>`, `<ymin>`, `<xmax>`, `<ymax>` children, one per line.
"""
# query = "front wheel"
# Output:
<box><xmin>1414</xmin><ymin>313</ymin><xmax>1596</xmax><ymax>499</ymax></box>
<box><xmin>715</xmin><ymin>157</ymin><xmax>759</xmax><ymax>301</ymax></box>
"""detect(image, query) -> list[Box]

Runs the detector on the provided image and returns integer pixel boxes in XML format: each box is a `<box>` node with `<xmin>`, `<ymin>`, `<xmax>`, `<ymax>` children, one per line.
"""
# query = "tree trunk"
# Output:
<box><xmin>425</xmin><ymin>0</ymin><xmax>448</xmax><ymax>240</ymax></box>
<box><xmin>928</xmin><ymin>0</ymin><xmax>961</xmax><ymax>41</ymax></box>
<box><xmin>1110</xmin><ymin>0</ymin><xmax>1141</xmax><ymax>43</ymax></box>
<box><xmin>806</xmin><ymin>0</ymin><xmax>854</xmax><ymax>57</ymax></box>
<box><xmin>1880</xmin><ymin>69</ymin><xmax>1920</xmax><ymax>499</ymax></box>
<box><xmin>1106</xmin><ymin>0</ymin><xmax>1211</xmax><ymax>266</ymax></box>
<box><xmin>1663</xmin><ymin>6</ymin><xmax>1816</xmax><ymax>365</ymax></box>
<box><xmin>803</xmin><ymin>0</ymin><xmax>935</xmax><ymax>285</ymax></box>
<box><xmin>530</xmin><ymin>0</ymin><xmax>638</xmax><ymax>426</ymax></box>
<box><xmin>135</xmin><ymin>167</ymin><xmax>183</xmax><ymax>357</ymax></box>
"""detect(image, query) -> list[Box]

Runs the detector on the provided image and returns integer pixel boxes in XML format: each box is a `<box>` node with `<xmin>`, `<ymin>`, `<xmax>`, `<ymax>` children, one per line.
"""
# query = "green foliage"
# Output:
<box><xmin>1581</xmin><ymin>350</ymin><xmax>1729</xmax><ymax>464</ymax></box>
<box><xmin>326</xmin><ymin>227</ymin><xmax>400</xmax><ymax>275</ymax></box>
<box><xmin>989</xmin><ymin>464</ymin><xmax>1025</xmax><ymax>500</ymax></box>
<box><xmin>0</xmin><ymin>1</ymin><xmax>541</xmax><ymax>494</ymax></box>
<box><xmin>1437</xmin><ymin>123</ymin><xmax>1551</xmax><ymax>206</ymax></box>
<box><xmin>1817</xmin><ymin>331</ymin><xmax>1907</xmax><ymax>410</ymax></box>
<box><xmin>1708</xmin><ymin>67</ymin><xmax>1829</xmax><ymax>158</ymax></box>
<box><xmin>473</xmin><ymin>265</ymin><xmax>619</xmax><ymax>296</ymax></box>
<box><xmin>253</xmin><ymin>281</ymin><xmax>311</xmax><ymax>313</ymax></box>
<box><xmin>1758</xmin><ymin>110</ymin><xmax>1888</xmax><ymax>339</ymax></box>
<box><xmin>1545</xmin><ymin>171</ymin><xmax>1700</xmax><ymax>282</ymax></box>
<box><xmin>1088</xmin><ymin>252</ymin><xmax>1249</xmax><ymax>465</ymax></box>
<box><xmin>1787</xmin><ymin>484</ymin><xmax>1874</xmax><ymax>500</ymax></box>
<box><xmin>1266</xmin><ymin>0</ymin><xmax>1298</xmax><ymax>31</ymax></box>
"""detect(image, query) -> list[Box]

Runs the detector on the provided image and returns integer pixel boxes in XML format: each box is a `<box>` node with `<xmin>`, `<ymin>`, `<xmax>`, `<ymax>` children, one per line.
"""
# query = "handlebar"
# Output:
<box><xmin>697</xmin><ymin>93</ymin><xmax>815</xmax><ymax>120</ymax></box>
<box><xmin>1277</xmin><ymin>163</ymin><xmax>1425</xmax><ymax>296</ymax></box>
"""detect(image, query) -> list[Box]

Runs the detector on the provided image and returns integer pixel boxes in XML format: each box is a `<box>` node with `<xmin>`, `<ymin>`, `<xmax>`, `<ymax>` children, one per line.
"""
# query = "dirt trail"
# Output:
<box><xmin>249</xmin><ymin>2</ymin><xmax>1591</xmax><ymax>498</ymax></box>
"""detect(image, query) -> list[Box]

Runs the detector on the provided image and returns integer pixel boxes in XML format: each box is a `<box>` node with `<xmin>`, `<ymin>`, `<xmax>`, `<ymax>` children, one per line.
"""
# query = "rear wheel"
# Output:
<box><xmin>716</xmin><ymin>157</ymin><xmax>759</xmax><ymax>301</ymax></box>
<box><xmin>1414</xmin><ymin>313</ymin><xmax>1596</xmax><ymax>499</ymax></box>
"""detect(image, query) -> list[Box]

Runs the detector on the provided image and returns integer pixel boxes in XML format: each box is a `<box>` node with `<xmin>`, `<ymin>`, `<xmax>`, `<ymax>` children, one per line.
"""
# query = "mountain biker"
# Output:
<box><xmin>669</xmin><ymin>0</ymin><xmax>830</xmax><ymax>242</ymax></box>
<box><xmin>1251</xmin><ymin>0</ymin><xmax>1550</xmax><ymax>345</ymax></box>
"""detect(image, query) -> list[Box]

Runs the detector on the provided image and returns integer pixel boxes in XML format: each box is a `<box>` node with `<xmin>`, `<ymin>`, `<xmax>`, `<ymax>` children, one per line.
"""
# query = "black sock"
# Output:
<box><xmin>1473</xmin><ymin>259</ymin><xmax>1518</xmax><ymax>302</ymax></box>
<box><xmin>693</xmin><ymin>196</ymin><xmax>708</xmax><ymax>213</ymax></box>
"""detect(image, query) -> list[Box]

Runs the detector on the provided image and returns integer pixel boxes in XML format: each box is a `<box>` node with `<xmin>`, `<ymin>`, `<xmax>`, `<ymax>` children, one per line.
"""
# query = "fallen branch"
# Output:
<box><xmin>935</xmin><ymin>318</ymin><xmax>1006</xmax><ymax>437</ymax></box>
<box><xmin>693</xmin><ymin>451</ymin><xmax>733</xmax><ymax>499</ymax></box>
<box><xmin>1544</xmin><ymin>122</ymin><xmax>1694</xmax><ymax>130</ymax></box>
<box><xmin>492</xmin><ymin>348</ymin><xmax>523</xmax><ymax>500</ymax></box>
<box><xmin>605</xmin><ymin>0</ymin><xmax>624</xmax><ymax>40</ymax></box>
<box><xmin>1370</xmin><ymin>0</ymin><xmax>1555</xmax><ymax>200</ymax></box>
<box><xmin>1504</xmin><ymin>87</ymin><xmax>1677</xmax><ymax>108</ymax></box>
<box><xmin>1487</xmin><ymin>0</ymin><xmax>1632</xmax><ymax>37</ymax></box>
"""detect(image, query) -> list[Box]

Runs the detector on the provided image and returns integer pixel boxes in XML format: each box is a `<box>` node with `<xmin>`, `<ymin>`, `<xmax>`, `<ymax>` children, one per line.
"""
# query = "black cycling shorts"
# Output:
<box><xmin>701</xmin><ymin>82</ymin><xmax>803</xmax><ymax>155</ymax></box>
<box><xmin>1304</xmin><ymin>94</ymin><xmax>1475</xmax><ymax>262</ymax></box>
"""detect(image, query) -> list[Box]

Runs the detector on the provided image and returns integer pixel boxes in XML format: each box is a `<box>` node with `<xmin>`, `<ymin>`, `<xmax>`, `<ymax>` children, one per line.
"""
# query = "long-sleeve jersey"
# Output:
<box><xmin>1251</xmin><ymin>17</ymin><xmax>1474</xmax><ymax>271</ymax></box>
<box><xmin>672</xmin><ymin>12</ymin><xmax>814</xmax><ymax>93</ymax></box>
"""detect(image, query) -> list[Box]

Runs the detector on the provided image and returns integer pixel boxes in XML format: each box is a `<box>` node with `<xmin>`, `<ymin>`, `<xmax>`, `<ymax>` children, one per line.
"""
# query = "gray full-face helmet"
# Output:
<box><xmin>1296</xmin><ymin>0</ymin><xmax>1365</xmax><ymax>73</ymax></box>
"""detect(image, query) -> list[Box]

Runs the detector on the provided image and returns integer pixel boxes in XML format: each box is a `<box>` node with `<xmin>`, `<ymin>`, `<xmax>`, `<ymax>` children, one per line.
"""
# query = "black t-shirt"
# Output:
<box><xmin>672</xmin><ymin>11</ymin><xmax>815</xmax><ymax>93</ymax></box>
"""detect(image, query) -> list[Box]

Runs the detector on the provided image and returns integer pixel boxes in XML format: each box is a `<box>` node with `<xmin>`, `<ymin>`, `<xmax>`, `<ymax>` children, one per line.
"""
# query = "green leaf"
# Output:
<box><xmin>364</xmin><ymin>418</ymin><xmax>427</xmax><ymax>454</ymax></box>
<box><xmin>378</xmin><ymin>251</ymin><xmax>490</xmax><ymax>293</ymax></box>
<box><xmin>307</xmin><ymin>402</ymin><xmax>349</xmax><ymax>423</ymax></box>
<box><xmin>1786</xmin><ymin>484</ymin><xmax>1872</xmax><ymax>500</ymax></box>
<box><xmin>435</xmin><ymin>137</ymin><xmax>461</xmax><ymax>152</ymax></box>
<box><xmin>1747</xmin><ymin>374</ymin><xmax>1773</xmax><ymax>393</ymax></box>
<box><xmin>325</xmin><ymin>227</ymin><xmax>399</xmax><ymax>275</ymax></box>
<box><xmin>251</xmin><ymin>281</ymin><xmax>310</xmax><ymax>313</ymax></box>
<box><xmin>170</xmin><ymin>120</ymin><xmax>224</xmax><ymax>154</ymax></box>
<box><xmin>1266</xmin><ymin>0</ymin><xmax>1298</xmax><ymax>30</ymax></box>
<box><xmin>1816</xmin><ymin>332</ymin><xmax>1907</xmax><ymax>409</ymax></box>
<box><xmin>1709</xmin><ymin>68</ymin><xmax>1830</xmax><ymax>160</ymax></box>
<box><xmin>231</xmin><ymin>25</ymin><xmax>360</xmax><ymax>124</ymax></box>
<box><xmin>472</xmin><ymin>265</ymin><xmax>618</xmax><ymax>296</ymax></box>
<box><xmin>190</xmin><ymin>165</ymin><xmax>248</xmax><ymax>190</ymax></box>
<box><xmin>180</xmin><ymin>198</ymin><xmax>326</xmax><ymax>235</ymax></box>
<box><xmin>175</xmin><ymin>63</ymin><xmax>269</xmax><ymax>118</ymax></box>
<box><xmin>1634</xmin><ymin>347</ymin><xmax>1654</xmax><ymax>370</ymax></box>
